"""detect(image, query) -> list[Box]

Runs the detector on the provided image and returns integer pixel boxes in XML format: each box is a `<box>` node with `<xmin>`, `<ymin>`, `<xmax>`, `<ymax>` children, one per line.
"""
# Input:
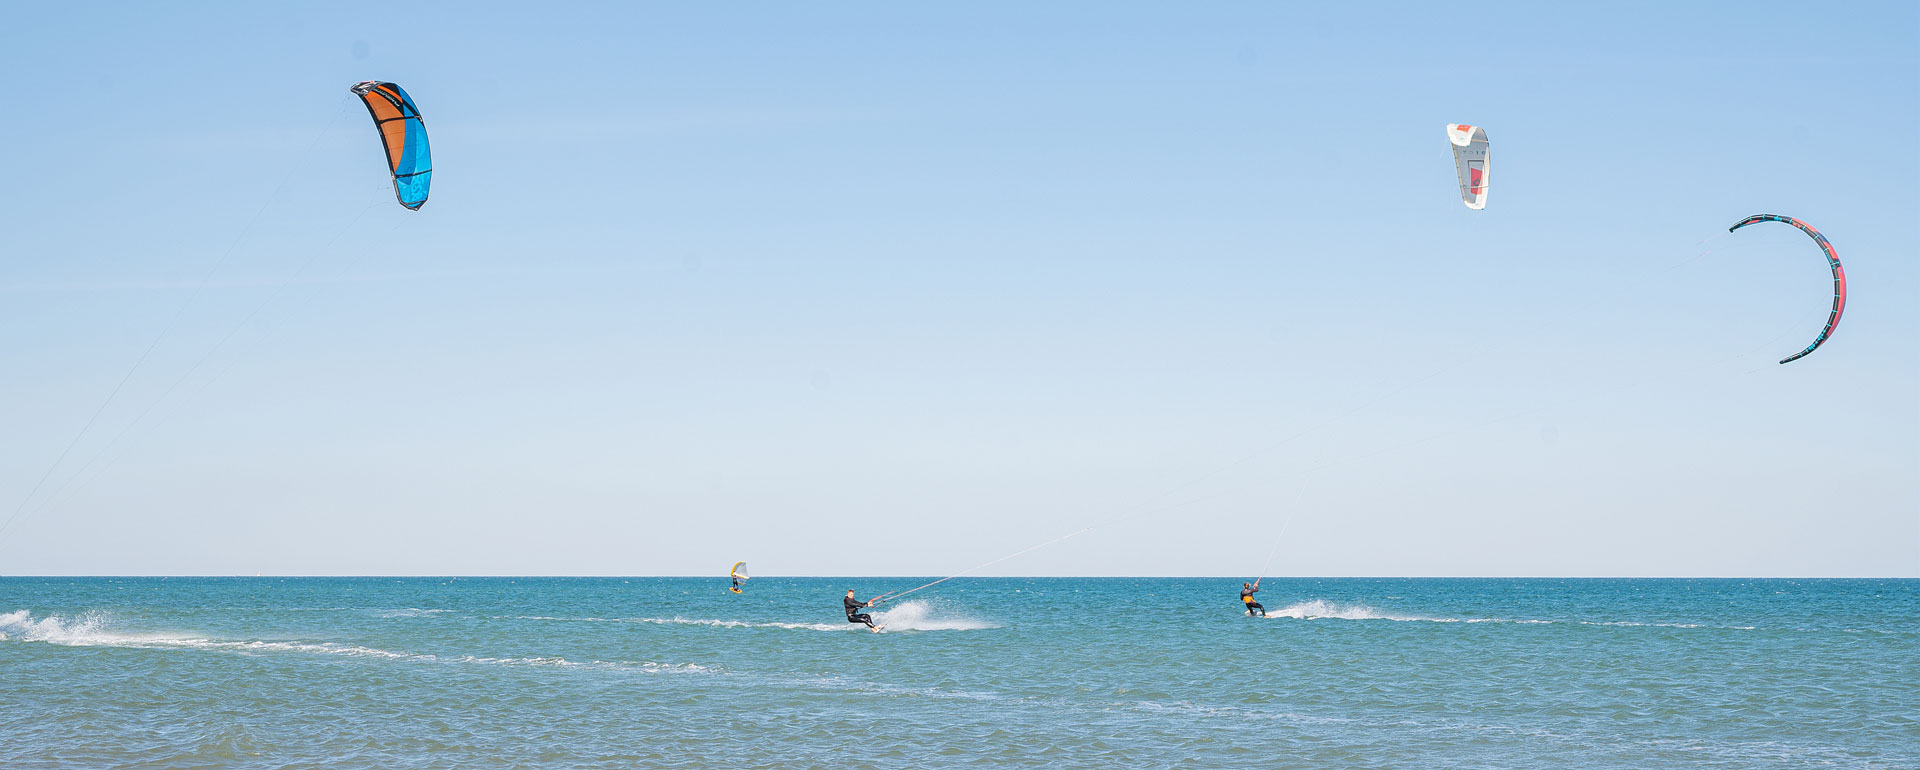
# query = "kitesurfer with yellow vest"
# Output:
<box><xmin>1240</xmin><ymin>580</ymin><xmax>1265</xmax><ymax>617</ymax></box>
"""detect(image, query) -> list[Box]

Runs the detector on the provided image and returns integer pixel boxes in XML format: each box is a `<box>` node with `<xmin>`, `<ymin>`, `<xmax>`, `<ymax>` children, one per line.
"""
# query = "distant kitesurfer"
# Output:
<box><xmin>728</xmin><ymin>561</ymin><xmax>749</xmax><ymax>594</ymax></box>
<box><xmin>1241</xmin><ymin>580</ymin><xmax>1265</xmax><ymax>617</ymax></box>
<box><xmin>844</xmin><ymin>589</ymin><xmax>882</xmax><ymax>632</ymax></box>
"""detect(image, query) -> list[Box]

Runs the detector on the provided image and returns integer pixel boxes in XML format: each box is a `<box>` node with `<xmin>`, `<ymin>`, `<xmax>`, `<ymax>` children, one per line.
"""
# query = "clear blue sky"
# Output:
<box><xmin>1</xmin><ymin>2</ymin><xmax>1914</xmax><ymax>576</ymax></box>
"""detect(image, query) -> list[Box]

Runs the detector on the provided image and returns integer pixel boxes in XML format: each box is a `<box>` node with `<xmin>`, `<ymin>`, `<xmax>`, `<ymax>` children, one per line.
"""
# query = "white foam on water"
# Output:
<box><xmin>1577</xmin><ymin>620</ymin><xmax>1756</xmax><ymax>630</ymax></box>
<box><xmin>0</xmin><ymin>610</ymin><xmax>706</xmax><ymax>673</ymax></box>
<box><xmin>507</xmin><ymin>615</ymin><xmax>840</xmax><ymax>630</ymax></box>
<box><xmin>1247</xmin><ymin>604</ymin><xmax>1770</xmax><ymax>629</ymax></box>
<box><xmin>1125</xmin><ymin>699</ymin><xmax>1352</xmax><ymax>726</ymax></box>
<box><xmin>0</xmin><ymin>609</ymin><xmax>403</xmax><ymax>657</ymax></box>
<box><xmin>630</xmin><ymin>617</ymin><xmax>848</xmax><ymax>631</ymax></box>
<box><xmin>515</xmin><ymin>603</ymin><xmax>997</xmax><ymax>632</ymax></box>
<box><xmin>1263</xmin><ymin>600</ymin><xmax>1451</xmax><ymax>622</ymax></box>
<box><xmin>375</xmin><ymin>608</ymin><xmax>452</xmax><ymax>619</ymax></box>
<box><xmin>440</xmin><ymin>654</ymin><xmax>708</xmax><ymax>673</ymax></box>
<box><xmin>796</xmin><ymin>675</ymin><xmax>1003</xmax><ymax>701</ymax></box>
<box><xmin>871</xmin><ymin>600</ymin><xmax>997</xmax><ymax>631</ymax></box>
<box><xmin>1258</xmin><ymin>601</ymin><xmax>1581</xmax><ymax>624</ymax></box>
<box><xmin>1</xmin><ymin>609</ymin><xmax>177</xmax><ymax>646</ymax></box>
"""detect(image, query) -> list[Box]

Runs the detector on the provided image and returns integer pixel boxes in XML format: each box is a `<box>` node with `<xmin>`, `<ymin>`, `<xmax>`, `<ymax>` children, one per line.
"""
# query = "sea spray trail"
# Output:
<box><xmin>872</xmin><ymin>599</ymin><xmax>999</xmax><ymax>631</ymax></box>
<box><xmin>504</xmin><ymin>600</ymin><xmax>996</xmax><ymax>633</ymax></box>
<box><xmin>518</xmin><ymin>615</ymin><xmax>850</xmax><ymax>632</ymax></box>
<box><xmin>1261</xmin><ymin>599</ymin><xmax>1450</xmax><ymax>622</ymax></box>
<box><xmin>2</xmin><ymin>577</ymin><xmax>1913</xmax><ymax>770</ymax></box>
<box><xmin>0</xmin><ymin>609</ymin><xmax>711</xmax><ymax>673</ymax></box>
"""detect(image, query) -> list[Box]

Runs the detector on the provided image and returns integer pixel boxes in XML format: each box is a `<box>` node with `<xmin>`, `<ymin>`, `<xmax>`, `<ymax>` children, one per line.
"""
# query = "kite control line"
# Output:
<box><xmin>872</xmin><ymin>527</ymin><xmax>1093</xmax><ymax>606</ymax></box>
<box><xmin>1252</xmin><ymin>520</ymin><xmax>1293</xmax><ymax>585</ymax></box>
<box><xmin>0</xmin><ymin>100</ymin><xmax>355</xmax><ymax>546</ymax></box>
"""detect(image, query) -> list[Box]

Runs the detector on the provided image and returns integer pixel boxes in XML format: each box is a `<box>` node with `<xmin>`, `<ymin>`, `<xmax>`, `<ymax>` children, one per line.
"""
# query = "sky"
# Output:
<box><xmin>0</xmin><ymin>2</ymin><xmax>1914</xmax><ymax>577</ymax></box>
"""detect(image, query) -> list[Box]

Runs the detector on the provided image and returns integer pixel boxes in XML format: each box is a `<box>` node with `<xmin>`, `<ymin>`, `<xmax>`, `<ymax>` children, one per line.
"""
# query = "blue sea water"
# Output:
<box><xmin>1</xmin><ymin>577</ymin><xmax>1914</xmax><ymax>769</ymax></box>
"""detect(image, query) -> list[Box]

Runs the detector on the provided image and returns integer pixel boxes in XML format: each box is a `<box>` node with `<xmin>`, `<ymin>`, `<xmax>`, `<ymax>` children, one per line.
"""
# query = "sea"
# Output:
<box><xmin>2</xmin><ymin>577</ymin><xmax>1914</xmax><ymax>769</ymax></box>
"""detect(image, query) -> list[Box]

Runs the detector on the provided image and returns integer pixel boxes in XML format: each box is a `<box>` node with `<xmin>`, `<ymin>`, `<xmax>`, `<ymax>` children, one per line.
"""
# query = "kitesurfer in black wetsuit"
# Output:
<box><xmin>1240</xmin><ymin>580</ymin><xmax>1265</xmax><ymax>617</ymax></box>
<box><xmin>844</xmin><ymin>589</ymin><xmax>880</xmax><ymax>631</ymax></box>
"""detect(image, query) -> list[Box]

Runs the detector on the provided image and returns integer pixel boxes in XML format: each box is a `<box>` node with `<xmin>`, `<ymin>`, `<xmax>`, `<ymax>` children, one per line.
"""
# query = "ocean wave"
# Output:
<box><xmin>1124</xmin><ymin>699</ymin><xmax>1352</xmax><ymax>726</ymax></box>
<box><xmin>375</xmin><ymin>608</ymin><xmax>453</xmax><ymax>619</ymax></box>
<box><xmin>0</xmin><ymin>610</ymin><xmax>706</xmax><ymax>673</ymax></box>
<box><xmin>794</xmin><ymin>675</ymin><xmax>1004</xmax><ymax>702</ymax></box>
<box><xmin>1578</xmin><ymin>620</ymin><xmax>1757</xmax><ymax>631</ymax></box>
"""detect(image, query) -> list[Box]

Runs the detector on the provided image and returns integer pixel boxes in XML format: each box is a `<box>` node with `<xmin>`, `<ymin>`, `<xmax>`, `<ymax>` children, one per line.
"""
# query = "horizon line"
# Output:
<box><xmin>2</xmin><ymin>574</ymin><xmax>1913</xmax><ymax>580</ymax></box>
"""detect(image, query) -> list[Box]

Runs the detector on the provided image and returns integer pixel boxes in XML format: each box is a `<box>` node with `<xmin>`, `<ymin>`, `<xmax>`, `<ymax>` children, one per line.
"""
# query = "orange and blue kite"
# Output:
<box><xmin>349</xmin><ymin>81</ymin><xmax>431</xmax><ymax>210</ymax></box>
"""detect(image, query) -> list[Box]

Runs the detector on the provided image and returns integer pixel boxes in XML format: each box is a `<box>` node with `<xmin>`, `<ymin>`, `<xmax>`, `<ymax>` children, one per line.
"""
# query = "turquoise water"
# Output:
<box><xmin>3</xmin><ymin>578</ymin><xmax>1914</xmax><ymax>769</ymax></box>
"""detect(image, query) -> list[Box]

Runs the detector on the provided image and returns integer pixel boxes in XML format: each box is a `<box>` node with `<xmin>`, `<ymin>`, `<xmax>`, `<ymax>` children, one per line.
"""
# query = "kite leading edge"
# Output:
<box><xmin>1728</xmin><ymin>214</ymin><xmax>1846</xmax><ymax>364</ymax></box>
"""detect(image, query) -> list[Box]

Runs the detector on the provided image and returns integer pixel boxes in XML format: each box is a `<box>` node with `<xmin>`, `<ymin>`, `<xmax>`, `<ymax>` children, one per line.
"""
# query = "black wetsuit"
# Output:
<box><xmin>844</xmin><ymin>596</ymin><xmax>876</xmax><ymax>628</ymax></box>
<box><xmin>1241</xmin><ymin>585</ymin><xmax>1265</xmax><ymax>616</ymax></box>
